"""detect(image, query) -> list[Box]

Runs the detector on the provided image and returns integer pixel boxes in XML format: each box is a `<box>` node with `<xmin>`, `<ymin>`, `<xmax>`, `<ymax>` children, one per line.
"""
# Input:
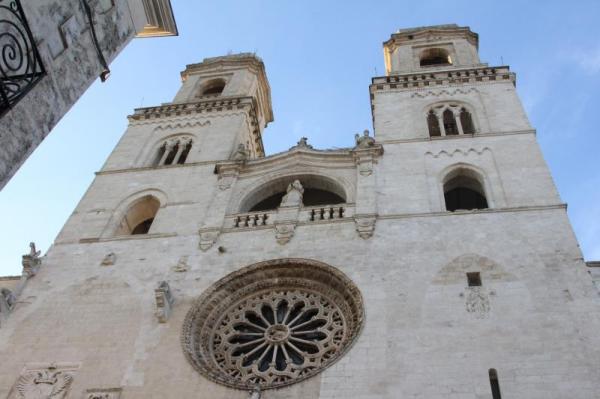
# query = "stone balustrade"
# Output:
<box><xmin>303</xmin><ymin>205</ymin><xmax>348</xmax><ymax>222</ymax></box>
<box><xmin>229</xmin><ymin>211</ymin><xmax>273</xmax><ymax>229</ymax></box>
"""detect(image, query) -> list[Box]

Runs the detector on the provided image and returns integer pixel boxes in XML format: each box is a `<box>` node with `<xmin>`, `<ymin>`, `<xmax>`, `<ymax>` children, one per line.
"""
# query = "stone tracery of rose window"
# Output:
<box><xmin>215</xmin><ymin>289</ymin><xmax>344</xmax><ymax>385</ymax></box>
<box><xmin>182</xmin><ymin>259</ymin><xmax>363</xmax><ymax>390</ymax></box>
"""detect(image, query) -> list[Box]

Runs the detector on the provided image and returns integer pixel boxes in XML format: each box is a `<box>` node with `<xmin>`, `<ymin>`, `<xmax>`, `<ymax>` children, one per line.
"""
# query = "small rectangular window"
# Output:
<box><xmin>467</xmin><ymin>272</ymin><xmax>482</xmax><ymax>287</ymax></box>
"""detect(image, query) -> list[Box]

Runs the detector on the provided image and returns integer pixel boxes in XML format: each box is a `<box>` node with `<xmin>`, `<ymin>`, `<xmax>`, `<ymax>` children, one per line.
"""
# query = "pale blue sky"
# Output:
<box><xmin>1</xmin><ymin>0</ymin><xmax>599</xmax><ymax>275</ymax></box>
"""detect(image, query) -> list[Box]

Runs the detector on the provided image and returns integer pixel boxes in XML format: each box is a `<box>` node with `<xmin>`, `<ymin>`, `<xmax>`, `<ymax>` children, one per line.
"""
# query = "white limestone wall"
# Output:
<box><xmin>1</xmin><ymin>206</ymin><xmax>599</xmax><ymax>398</ymax></box>
<box><xmin>373</xmin><ymin>82</ymin><xmax>531</xmax><ymax>141</ymax></box>
<box><xmin>377</xmin><ymin>134</ymin><xmax>561</xmax><ymax>215</ymax></box>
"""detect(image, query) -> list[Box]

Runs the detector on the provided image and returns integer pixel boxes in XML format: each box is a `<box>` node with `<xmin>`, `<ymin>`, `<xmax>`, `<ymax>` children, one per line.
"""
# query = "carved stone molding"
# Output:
<box><xmin>9</xmin><ymin>363</ymin><xmax>79</xmax><ymax>399</ymax></box>
<box><xmin>354</xmin><ymin>215</ymin><xmax>377</xmax><ymax>239</ymax></box>
<box><xmin>198</xmin><ymin>227</ymin><xmax>221</xmax><ymax>251</ymax></box>
<box><xmin>155</xmin><ymin>281</ymin><xmax>175</xmax><ymax>323</ymax></box>
<box><xmin>83</xmin><ymin>388</ymin><xmax>122</xmax><ymax>399</ymax></box>
<box><xmin>181</xmin><ymin>258</ymin><xmax>364</xmax><ymax>390</ymax></box>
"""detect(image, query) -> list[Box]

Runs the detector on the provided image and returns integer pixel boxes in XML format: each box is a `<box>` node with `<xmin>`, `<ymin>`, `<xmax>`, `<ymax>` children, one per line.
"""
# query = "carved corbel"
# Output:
<box><xmin>215</xmin><ymin>160</ymin><xmax>242</xmax><ymax>191</ymax></box>
<box><xmin>155</xmin><ymin>281</ymin><xmax>174</xmax><ymax>323</ymax></box>
<box><xmin>198</xmin><ymin>227</ymin><xmax>221</xmax><ymax>251</ymax></box>
<box><xmin>351</xmin><ymin>143</ymin><xmax>384</xmax><ymax>177</ymax></box>
<box><xmin>354</xmin><ymin>215</ymin><xmax>377</xmax><ymax>239</ymax></box>
<box><xmin>274</xmin><ymin>222</ymin><xmax>297</xmax><ymax>245</ymax></box>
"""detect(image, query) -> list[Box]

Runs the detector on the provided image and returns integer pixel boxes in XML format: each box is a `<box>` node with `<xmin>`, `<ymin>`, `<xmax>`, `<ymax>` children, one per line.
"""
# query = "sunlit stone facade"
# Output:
<box><xmin>1</xmin><ymin>25</ymin><xmax>599</xmax><ymax>399</ymax></box>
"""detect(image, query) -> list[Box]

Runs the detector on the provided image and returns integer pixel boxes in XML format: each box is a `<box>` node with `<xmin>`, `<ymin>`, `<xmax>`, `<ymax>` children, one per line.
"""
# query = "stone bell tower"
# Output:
<box><xmin>1</xmin><ymin>26</ymin><xmax>600</xmax><ymax>399</ymax></box>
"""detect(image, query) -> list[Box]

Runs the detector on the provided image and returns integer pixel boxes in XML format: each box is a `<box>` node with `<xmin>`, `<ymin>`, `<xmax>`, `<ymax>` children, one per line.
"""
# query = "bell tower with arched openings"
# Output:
<box><xmin>2</xmin><ymin>25</ymin><xmax>600</xmax><ymax>399</ymax></box>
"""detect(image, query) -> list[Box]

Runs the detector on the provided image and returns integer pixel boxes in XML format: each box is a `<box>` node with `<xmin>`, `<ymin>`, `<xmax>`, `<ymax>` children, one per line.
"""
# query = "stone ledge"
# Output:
<box><xmin>378</xmin><ymin>129</ymin><xmax>536</xmax><ymax>145</ymax></box>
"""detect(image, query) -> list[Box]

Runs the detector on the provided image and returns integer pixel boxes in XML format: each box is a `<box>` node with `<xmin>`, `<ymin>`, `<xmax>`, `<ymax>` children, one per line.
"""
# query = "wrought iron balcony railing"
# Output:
<box><xmin>0</xmin><ymin>0</ymin><xmax>45</xmax><ymax>117</ymax></box>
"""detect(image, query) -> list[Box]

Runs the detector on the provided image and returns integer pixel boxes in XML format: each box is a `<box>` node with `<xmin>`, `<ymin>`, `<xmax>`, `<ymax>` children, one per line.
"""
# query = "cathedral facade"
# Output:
<box><xmin>1</xmin><ymin>24</ymin><xmax>599</xmax><ymax>399</ymax></box>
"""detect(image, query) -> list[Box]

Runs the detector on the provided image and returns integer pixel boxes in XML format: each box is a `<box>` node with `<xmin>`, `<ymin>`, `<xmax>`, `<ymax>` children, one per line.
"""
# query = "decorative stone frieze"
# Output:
<box><xmin>155</xmin><ymin>281</ymin><xmax>175</xmax><ymax>323</ymax></box>
<box><xmin>181</xmin><ymin>258</ymin><xmax>364</xmax><ymax>390</ymax></box>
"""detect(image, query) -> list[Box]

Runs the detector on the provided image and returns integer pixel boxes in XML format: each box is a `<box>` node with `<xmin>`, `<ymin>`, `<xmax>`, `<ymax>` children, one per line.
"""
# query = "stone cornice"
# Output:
<box><xmin>127</xmin><ymin>96</ymin><xmax>265</xmax><ymax>156</ymax></box>
<box><xmin>384</xmin><ymin>25</ymin><xmax>479</xmax><ymax>52</ymax></box>
<box><xmin>216</xmin><ymin>147</ymin><xmax>358</xmax><ymax>180</ymax></box>
<box><xmin>378</xmin><ymin>129</ymin><xmax>536</xmax><ymax>145</ymax></box>
<box><xmin>370</xmin><ymin>66</ymin><xmax>514</xmax><ymax>94</ymax></box>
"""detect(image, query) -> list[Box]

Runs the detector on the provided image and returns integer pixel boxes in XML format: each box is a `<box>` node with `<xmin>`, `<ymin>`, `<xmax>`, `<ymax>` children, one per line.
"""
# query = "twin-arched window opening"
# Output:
<box><xmin>115</xmin><ymin>195</ymin><xmax>160</xmax><ymax>236</ymax></box>
<box><xmin>420</xmin><ymin>48</ymin><xmax>452</xmax><ymax>67</ymax></box>
<box><xmin>427</xmin><ymin>104</ymin><xmax>476</xmax><ymax>137</ymax></box>
<box><xmin>443</xmin><ymin>168</ymin><xmax>489</xmax><ymax>212</ymax></box>
<box><xmin>200</xmin><ymin>79</ymin><xmax>226</xmax><ymax>96</ymax></box>
<box><xmin>153</xmin><ymin>137</ymin><xmax>193</xmax><ymax>167</ymax></box>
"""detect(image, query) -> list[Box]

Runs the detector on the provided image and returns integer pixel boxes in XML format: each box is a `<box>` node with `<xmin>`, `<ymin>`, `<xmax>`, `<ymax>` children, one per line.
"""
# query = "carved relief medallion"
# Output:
<box><xmin>11</xmin><ymin>366</ymin><xmax>76</xmax><ymax>399</ymax></box>
<box><xmin>182</xmin><ymin>259</ymin><xmax>364</xmax><ymax>390</ymax></box>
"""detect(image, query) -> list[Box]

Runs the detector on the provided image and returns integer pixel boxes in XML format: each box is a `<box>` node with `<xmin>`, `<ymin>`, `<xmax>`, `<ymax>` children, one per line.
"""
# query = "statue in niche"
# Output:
<box><xmin>355</xmin><ymin>129</ymin><xmax>375</xmax><ymax>148</ymax></box>
<box><xmin>232</xmin><ymin>143</ymin><xmax>248</xmax><ymax>161</ymax></box>
<box><xmin>279</xmin><ymin>180</ymin><xmax>304</xmax><ymax>207</ymax></box>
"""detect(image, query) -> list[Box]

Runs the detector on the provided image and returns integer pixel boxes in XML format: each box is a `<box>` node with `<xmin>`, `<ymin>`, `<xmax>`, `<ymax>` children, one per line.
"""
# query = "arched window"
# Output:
<box><xmin>426</xmin><ymin>104</ymin><xmax>476</xmax><ymax>137</ymax></box>
<box><xmin>427</xmin><ymin>110</ymin><xmax>441</xmax><ymax>137</ymax></box>
<box><xmin>152</xmin><ymin>137</ymin><xmax>193</xmax><ymax>166</ymax></box>
<box><xmin>200</xmin><ymin>79</ymin><xmax>226</xmax><ymax>96</ymax></box>
<box><xmin>240</xmin><ymin>175</ymin><xmax>347</xmax><ymax>213</ymax></box>
<box><xmin>115</xmin><ymin>195</ymin><xmax>160</xmax><ymax>235</ymax></box>
<box><xmin>177</xmin><ymin>140</ymin><xmax>193</xmax><ymax>164</ymax></box>
<box><xmin>164</xmin><ymin>141</ymin><xmax>179</xmax><ymax>165</ymax></box>
<box><xmin>420</xmin><ymin>48</ymin><xmax>452</xmax><ymax>67</ymax></box>
<box><xmin>443</xmin><ymin>109</ymin><xmax>458</xmax><ymax>135</ymax></box>
<box><xmin>460</xmin><ymin>107</ymin><xmax>475</xmax><ymax>134</ymax></box>
<box><xmin>443</xmin><ymin>169</ymin><xmax>488</xmax><ymax>211</ymax></box>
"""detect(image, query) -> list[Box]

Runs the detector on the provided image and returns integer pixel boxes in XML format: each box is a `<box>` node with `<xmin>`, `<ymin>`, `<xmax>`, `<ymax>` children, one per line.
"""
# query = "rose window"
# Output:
<box><xmin>182</xmin><ymin>259</ymin><xmax>364</xmax><ymax>390</ymax></box>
